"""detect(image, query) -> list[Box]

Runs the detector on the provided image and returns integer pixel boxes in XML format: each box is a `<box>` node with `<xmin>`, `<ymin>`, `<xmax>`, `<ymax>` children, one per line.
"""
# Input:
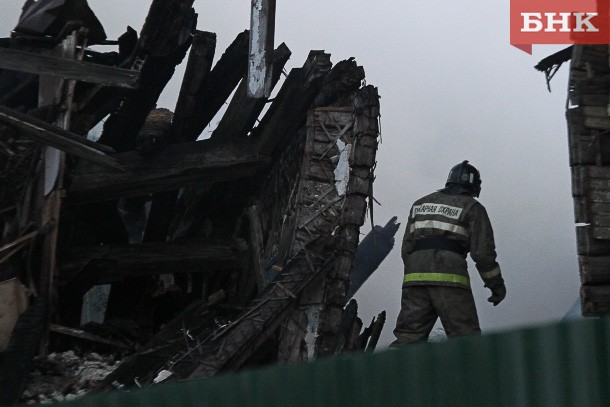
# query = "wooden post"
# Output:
<box><xmin>247</xmin><ymin>0</ymin><xmax>276</xmax><ymax>98</ymax></box>
<box><xmin>36</xmin><ymin>32</ymin><xmax>81</xmax><ymax>354</ymax></box>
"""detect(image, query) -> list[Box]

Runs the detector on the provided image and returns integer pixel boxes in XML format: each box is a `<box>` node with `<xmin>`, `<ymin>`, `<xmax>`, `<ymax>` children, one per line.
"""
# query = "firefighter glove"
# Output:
<box><xmin>487</xmin><ymin>284</ymin><xmax>506</xmax><ymax>306</ymax></box>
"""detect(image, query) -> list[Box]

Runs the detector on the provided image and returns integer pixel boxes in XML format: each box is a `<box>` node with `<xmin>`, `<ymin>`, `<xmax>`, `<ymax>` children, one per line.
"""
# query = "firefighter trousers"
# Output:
<box><xmin>392</xmin><ymin>285</ymin><xmax>481</xmax><ymax>346</ymax></box>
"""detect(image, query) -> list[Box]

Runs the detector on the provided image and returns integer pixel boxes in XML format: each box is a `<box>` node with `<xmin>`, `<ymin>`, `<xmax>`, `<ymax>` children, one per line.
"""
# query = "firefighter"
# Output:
<box><xmin>392</xmin><ymin>160</ymin><xmax>506</xmax><ymax>345</ymax></box>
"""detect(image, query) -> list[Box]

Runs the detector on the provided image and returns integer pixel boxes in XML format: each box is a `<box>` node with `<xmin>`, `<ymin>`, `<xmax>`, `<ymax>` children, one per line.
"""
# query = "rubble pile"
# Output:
<box><xmin>20</xmin><ymin>351</ymin><xmax>121</xmax><ymax>404</ymax></box>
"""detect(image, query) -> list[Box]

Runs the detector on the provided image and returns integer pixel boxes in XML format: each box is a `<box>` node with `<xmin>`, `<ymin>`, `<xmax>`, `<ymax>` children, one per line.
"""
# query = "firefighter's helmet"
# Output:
<box><xmin>446</xmin><ymin>160</ymin><xmax>481</xmax><ymax>197</ymax></box>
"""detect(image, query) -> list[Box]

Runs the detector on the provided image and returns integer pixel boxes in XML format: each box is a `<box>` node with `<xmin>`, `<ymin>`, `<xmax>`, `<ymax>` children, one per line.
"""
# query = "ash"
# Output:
<box><xmin>20</xmin><ymin>351</ymin><xmax>121</xmax><ymax>404</ymax></box>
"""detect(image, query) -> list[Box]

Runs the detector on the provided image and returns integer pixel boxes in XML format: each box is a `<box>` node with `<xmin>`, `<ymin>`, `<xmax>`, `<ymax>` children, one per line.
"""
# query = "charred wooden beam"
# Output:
<box><xmin>253</xmin><ymin>50</ymin><xmax>332</xmax><ymax>158</ymax></box>
<box><xmin>177</xmin><ymin>30</ymin><xmax>250</xmax><ymax>143</ymax></box>
<box><xmin>0</xmin><ymin>105</ymin><xmax>121</xmax><ymax>170</ymax></box>
<box><xmin>59</xmin><ymin>238</ymin><xmax>247</xmax><ymax>294</ymax></box>
<box><xmin>137</xmin><ymin>0</ymin><xmax>196</xmax><ymax>58</ymax></box>
<box><xmin>210</xmin><ymin>42</ymin><xmax>291</xmax><ymax>142</ymax></box>
<box><xmin>0</xmin><ymin>47</ymin><xmax>140</xmax><ymax>88</ymax></box>
<box><xmin>170</xmin><ymin>31</ymin><xmax>217</xmax><ymax>144</ymax></box>
<box><xmin>98</xmin><ymin>0</ymin><xmax>196</xmax><ymax>152</ymax></box>
<box><xmin>332</xmin><ymin>299</ymin><xmax>358</xmax><ymax>354</ymax></box>
<box><xmin>67</xmin><ymin>141</ymin><xmax>267</xmax><ymax>204</ymax></box>
<box><xmin>48</xmin><ymin>323</ymin><xmax>135</xmax><ymax>351</ymax></box>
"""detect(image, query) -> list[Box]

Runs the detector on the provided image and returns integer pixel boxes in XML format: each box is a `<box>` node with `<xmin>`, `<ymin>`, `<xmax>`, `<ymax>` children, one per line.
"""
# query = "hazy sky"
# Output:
<box><xmin>0</xmin><ymin>1</ymin><xmax>581</xmax><ymax>347</ymax></box>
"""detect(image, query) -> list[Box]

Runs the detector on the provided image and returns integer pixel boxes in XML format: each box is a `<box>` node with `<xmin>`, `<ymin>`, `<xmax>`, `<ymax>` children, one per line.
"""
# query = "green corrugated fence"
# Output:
<box><xmin>56</xmin><ymin>316</ymin><xmax>610</xmax><ymax>407</ymax></box>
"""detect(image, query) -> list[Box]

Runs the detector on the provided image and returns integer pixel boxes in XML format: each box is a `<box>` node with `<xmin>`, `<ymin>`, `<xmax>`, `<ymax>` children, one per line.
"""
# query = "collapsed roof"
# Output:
<box><xmin>0</xmin><ymin>0</ymin><xmax>398</xmax><ymax>402</ymax></box>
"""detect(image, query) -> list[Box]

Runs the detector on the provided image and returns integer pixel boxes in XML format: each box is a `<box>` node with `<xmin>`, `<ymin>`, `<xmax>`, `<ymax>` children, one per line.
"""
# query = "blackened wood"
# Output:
<box><xmin>48</xmin><ymin>323</ymin><xmax>135</xmax><ymax>351</ymax></box>
<box><xmin>178</xmin><ymin>30</ymin><xmax>250</xmax><ymax>143</ymax></box>
<box><xmin>69</xmin><ymin>86</ymin><xmax>127</xmax><ymax>136</ymax></box>
<box><xmin>332</xmin><ymin>298</ymin><xmax>357</xmax><ymax>354</ymax></box>
<box><xmin>576</xmin><ymin>225</ymin><xmax>610</xmax><ymax>256</ymax></box>
<box><xmin>253</xmin><ymin>50</ymin><xmax>332</xmax><ymax>158</ymax></box>
<box><xmin>0</xmin><ymin>47</ymin><xmax>140</xmax><ymax>88</ymax></box>
<box><xmin>312</xmin><ymin>58</ymin><xmax>364</xmax><ymax>108</ymax></box>
<box><xmin>67</xmin><ymin>141</ymin><xmax>266</xmax><ymax>204</ymax></box>
<box><xmin>0</xmin><ymin>106</ymin><xmax>121</xmax><ymax>170</ymax></box>
<box><xmin>277</xmin><ymin>309</ymin><xmax>308</xmax><ymax>362</ymax></box>
<box><xmin>211</xmin><ymin>42</ymin><xmax>291</xmax><ymax>142</ymax></box>
<box><xmin>579</xmin><ymin>255</ymin><xmax>610</xmax><ymax>284</ymax></box>
<box><xmin>59</xmin><ymin>238</ymin><xmax>247</xmax><ymax>294</ymax></box>
<box><xmin>566</xmin><ymin>107</ymin><xmax>597</xmax><ymax>166</ymax></box>
<box><xmin>138</xmin><ymin>0</ymin><xmax>196</xmax><ymax>58</ymax></box>
<box><xmin>0</xmin><ymin>231</ymin><xmax>38</xmax><ymax>265</ymax></box>
<box><xmin>98</xmin><ymin>0</ymin><xmax>196</xmax><ymax>152</ymax></box>
<box><xmin>364</xmin><ymin>310</ymin><xmax>385</xmax><ymax>352</ymax></box>
<box><xmin>344</xmin><ymin>315</ymin><xmax>363</xmax><ymax>352</ymax></box>
<box><xmin>534</xmin><ymin>46</ymin><xmax>573</xmax><ymax>72</ymax></box>
<box><xmin>170</xmin><ymin>31</ymin><xmax>217</xmax><ymax>144</ymax></box>
<box><xmin>581</xmin><ymin>284</ymin><xmax>610</xmax><ymax>316</ymax></box>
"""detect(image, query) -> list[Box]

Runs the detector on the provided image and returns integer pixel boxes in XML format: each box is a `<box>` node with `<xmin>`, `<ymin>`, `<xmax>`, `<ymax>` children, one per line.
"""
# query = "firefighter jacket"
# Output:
<box><xmin>401</xmin><ymin>190</ymin><xmax>503</xmax><ymax>290</ymax></box>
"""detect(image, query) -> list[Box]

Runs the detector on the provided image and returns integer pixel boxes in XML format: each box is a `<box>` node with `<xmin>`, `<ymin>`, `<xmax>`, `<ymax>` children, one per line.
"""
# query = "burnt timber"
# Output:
<box><xmin>0</xmin><ymin>0</ymin><xmax>393</xmax><ymax>400</ymax></box>
<box><xmin>565</xmin><ymin>43</ymin><xmax>610</xmax><ymax>315</ymax></box>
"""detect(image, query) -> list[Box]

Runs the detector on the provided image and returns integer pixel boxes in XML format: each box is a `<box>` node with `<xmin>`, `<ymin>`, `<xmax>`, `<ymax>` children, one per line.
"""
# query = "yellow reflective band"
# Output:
<box><xmin>404</xmin><ymin>272</ymin><xmax>470</xmax><ymax>286</ymax></box>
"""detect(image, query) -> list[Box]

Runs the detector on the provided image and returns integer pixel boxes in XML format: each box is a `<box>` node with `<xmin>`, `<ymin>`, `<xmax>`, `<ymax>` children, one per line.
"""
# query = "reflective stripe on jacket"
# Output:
<box><xmin>402</xmin><ymin>191</ymin><xmax>502</xmax><ymax>289</ymax></box>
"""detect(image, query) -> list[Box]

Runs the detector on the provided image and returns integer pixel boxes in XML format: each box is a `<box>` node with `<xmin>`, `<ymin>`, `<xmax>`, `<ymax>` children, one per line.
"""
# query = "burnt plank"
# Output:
<box><xmin>178</xmin><ymin>30</ymin><xmax>250</xmax><ymax>142</ymax></box>
<box><xmin>253</xmin><ymin>50</ymin><xmax>332</xmax><ymax>158</ymax></box>
<box><xmin>59</xmin><ymin>238</ymin><xmax>246</xmax><ymax>294</ymax></box>
<box><xmin>576</xmin><ymin>224</ymin><xmax>610</xmax><ymax>255</ymax></box>
<box><xmin>0</xmin><ymin>47</ymin><xmax>140</xmax><ymax>88</ymax></box>
<box><xmin>581</xmin><ymin>284</ymin><xmax>610</xmax><ymax>316</ymax></box>
<box><xmin>579</xmin><ymin>255</ymin><xmax>610</xmax><ymax>284</ymax></box>
<box><xmin>67</xmin><ymin>141</ymin><xmax>266</xmax><ymax>204</ymax></box>
<box><xmin>0</xmin><ymin>106</ymin><xmax>121</xmax><ymax>170</ymax></box>
<box><xmin>211</xmin><ymin>42</ymin><xmax>291</xmax><ymax>142</ymax></box>
<box><xmin>48</xmin><ymin>324</ymin><xmax>135</xmax><ymax>351</ymax></box>
<box><xmin>170</xmin><ymin>31</ymin><xmax>217</xmax><ymax>144</ymax></box>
